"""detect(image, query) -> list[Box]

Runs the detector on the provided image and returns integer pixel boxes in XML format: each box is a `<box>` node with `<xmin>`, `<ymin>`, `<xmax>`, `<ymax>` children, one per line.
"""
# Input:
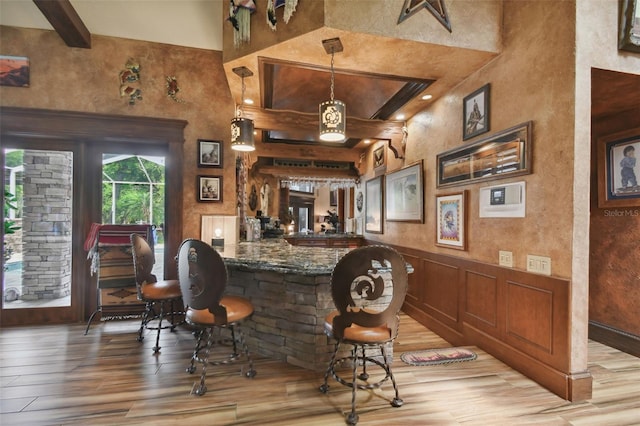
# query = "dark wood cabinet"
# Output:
<box><xmin>284</xmin><ymin>234</ymin><xmax>365</xmax><ymax>248</ymax></box>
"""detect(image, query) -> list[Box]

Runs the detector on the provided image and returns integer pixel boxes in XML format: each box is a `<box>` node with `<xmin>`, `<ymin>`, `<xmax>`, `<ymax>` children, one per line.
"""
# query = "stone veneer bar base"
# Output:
<box><xmin>226</xmin><ymin>266</ymin><xmax>337</xmax><ymax>371</ymax></box>
<box><xmin>220</xmin><ymin>240</ymin><xmax>399</xmax><ymax>372</ymax></box>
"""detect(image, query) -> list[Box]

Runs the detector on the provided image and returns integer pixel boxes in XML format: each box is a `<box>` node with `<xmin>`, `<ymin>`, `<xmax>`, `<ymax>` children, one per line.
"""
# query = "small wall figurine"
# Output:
<box><xmin>166</xmin><ymin>76</ymin><xmax>185</xmax><ymax>103</ymax></box>
<box><xmin>119</xmin><ymin>58</ymin><xmax>142</xmax><ymax>105</ymax></box>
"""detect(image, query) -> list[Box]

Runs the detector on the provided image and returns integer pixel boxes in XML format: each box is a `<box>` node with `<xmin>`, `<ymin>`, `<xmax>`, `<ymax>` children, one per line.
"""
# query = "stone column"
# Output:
<box><xmin>20</xmin><ymin>150</ymin><xmax>73</xmax><ymax>301</ymax></box>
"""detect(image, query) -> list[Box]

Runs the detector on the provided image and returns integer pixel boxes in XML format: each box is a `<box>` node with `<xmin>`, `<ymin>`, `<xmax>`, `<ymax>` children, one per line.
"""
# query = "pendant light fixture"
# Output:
<box><xmin>230</xmin><ymin>66</ymin><xmax>256</xmax><ymax>152</ymax></box>
<box><xmin>319</xmin><ymin>37</ymin><xmax>346</xmax><ymax>142</ymax></box>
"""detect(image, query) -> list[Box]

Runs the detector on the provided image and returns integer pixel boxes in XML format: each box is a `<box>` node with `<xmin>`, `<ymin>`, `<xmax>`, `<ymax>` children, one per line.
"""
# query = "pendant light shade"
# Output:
<box><xmin>231</xmin><ymin>66</ymin><xmax>256</xmax><ymax>152</ymax></box>
<box><xmin>230</xmin><ymin>116</ymin><xmax>255</xmax><ymax>151</ymax></box>
<box><xmin>319</xmin><ymin>99</ymin><xmax>346</xmax><ymax>142</ymax></box>
<box><xmin>319</xmin><ymin>38</ymin><xmax>346</xmax><ymax>143</ymax></box>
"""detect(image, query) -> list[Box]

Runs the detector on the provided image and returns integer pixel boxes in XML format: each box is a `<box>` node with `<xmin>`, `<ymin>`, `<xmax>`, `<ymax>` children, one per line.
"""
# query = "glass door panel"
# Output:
<box><xmin>3</xmin><ymin>148</ymin><xmax>73</xmax><ymax>309</ymax></box>
<box><xmin>101</xmin><ymin>153</ymin><xmax>165</xmax><ymax>276</ymax></box>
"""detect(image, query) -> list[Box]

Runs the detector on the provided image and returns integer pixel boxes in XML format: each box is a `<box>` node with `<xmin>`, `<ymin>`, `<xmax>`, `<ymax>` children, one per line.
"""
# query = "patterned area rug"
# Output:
<box><xmin>400</xmin><ymin>347</ymin><xmax>477</xmax><ymax>366</ymax></box>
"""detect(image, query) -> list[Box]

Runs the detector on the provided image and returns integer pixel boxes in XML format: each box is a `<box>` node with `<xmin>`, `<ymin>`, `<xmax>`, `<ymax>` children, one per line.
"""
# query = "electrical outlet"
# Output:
<box><xmin>499</xmin><ymin>250</ymin><xmax>513</xmax><ymax>267</ymax></box>
<box><xmin>526</xmin><ymin>255</ymin><xmax>551</xmax><ymax>276</ymax></box>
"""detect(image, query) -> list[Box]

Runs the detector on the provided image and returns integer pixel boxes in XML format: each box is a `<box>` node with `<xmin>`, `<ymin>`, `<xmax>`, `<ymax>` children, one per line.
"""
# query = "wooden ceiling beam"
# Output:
<box><xmin>242</xmin><ymin>105</ymin><xmax>406</xmax><ymax>159</ymax></box>
<box><xmin>33</xmin><ymin>0</ymin><xmax>91</xmax><ymax>48</ymax></box>
<box><xmin>251</xmin><ymin>140</ymin><xmax>363</xmax><ymax>163</ymax></box>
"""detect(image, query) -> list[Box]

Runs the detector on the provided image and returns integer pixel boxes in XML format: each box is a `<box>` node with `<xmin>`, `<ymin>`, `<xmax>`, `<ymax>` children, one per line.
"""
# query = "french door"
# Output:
<box><xmin>0</xmin><ymin>107</ymin><xmax>185</xmax><ymax>328</ymax></box>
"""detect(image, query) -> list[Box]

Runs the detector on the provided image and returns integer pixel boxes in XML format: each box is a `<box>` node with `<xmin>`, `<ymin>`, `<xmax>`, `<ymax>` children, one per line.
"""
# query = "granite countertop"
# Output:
<box><xmin>218</xmin><ymin>239</ymin><xmax>351</xmax><ymax>275</ymax></box>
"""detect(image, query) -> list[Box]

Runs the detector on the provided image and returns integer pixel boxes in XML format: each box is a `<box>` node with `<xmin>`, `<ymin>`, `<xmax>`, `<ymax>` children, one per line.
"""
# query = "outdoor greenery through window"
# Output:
<box><xmin>102</xmin><ymin>154</ymin><xmax>165</xmax><ymax>243</ymax></box>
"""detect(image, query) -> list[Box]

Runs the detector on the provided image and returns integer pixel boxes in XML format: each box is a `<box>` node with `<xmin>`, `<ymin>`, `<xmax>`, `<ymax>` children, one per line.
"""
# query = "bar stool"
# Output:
<box><xmin>130</xmin><ymin>233</ymin><xmax>183</xmax><ymax>353</ymax></box>
<box><xmin>177</xmin><ymin>238</ymin><xmax>256</xmax><ymax>396</ymax></box>
<box><xmin>319</xmin><ymin>245</ymin><xmax>408</xmax><ymax>425</ymax></box>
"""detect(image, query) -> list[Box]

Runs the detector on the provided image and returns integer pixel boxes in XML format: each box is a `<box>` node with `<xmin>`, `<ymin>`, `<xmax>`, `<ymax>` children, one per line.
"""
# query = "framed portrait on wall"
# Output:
<box><xmin>597</xmin><ymin>128</ymin><xmax>640</xmax><ymax>208</ymax></box>
<box><xmin>198</xmin><ymin>175</ymin><xmax>222</xmax><ymax>202</ymax></box>
<box><xmin>463</xmin><ymin>83</ymin><xmax>490</xmax><ymax>140</ymax></box>
<box><xmin>365</xmin><ymin>175</ymin><xmax>384</xmax><ymax>234</ymax></box>
<box><xmin>198</xmin><ymin>139</ymin><xmax>222</xmax><ymax>168</ymax></box>
<box><xmin>436</xmin><ymin>191</ymin><xmax>467</xmax><ymax>250</ymax></box>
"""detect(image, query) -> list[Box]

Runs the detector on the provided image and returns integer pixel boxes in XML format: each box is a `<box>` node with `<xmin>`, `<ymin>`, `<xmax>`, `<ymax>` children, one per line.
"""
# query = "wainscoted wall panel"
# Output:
<box><xmin>396</xmin><ymin>245</ymin><xmax>588</xmax><ymax>402</ymax></box>
<box><xmin>464</xmin><ymin>270</ymin><xmax>498</xmax><ymax>329</ymax></box>
<box><xmin>506</xmin><ymin>281</ymin><xmax>553</xmax><ymax>354</ymax></box>
<box><xmin>423</xmin><ymin>258</ymin><xmax>460</xmax><ymax>326</ymax></box>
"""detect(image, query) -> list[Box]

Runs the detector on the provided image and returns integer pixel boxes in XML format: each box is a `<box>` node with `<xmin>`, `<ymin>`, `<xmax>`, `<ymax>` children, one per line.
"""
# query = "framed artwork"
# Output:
<box><xmin>436</xmin><ymin>191</ymin><xmax>467</xmax><ymax>250</ymax></box>
<box><xmin>438</xmin><ymin>121</ymin><xmax>532</xmax><ymax>187</ymax></box>
<box><xmin>385</xmin><ymin>161</ymin><xmax>424</xmax><ymax>222</ymax></box>
<box><xmin>198</xmin><ymin>139</ymin><xmax>222</xmax><ymax>168</ymax></box>
<box><xmin>365</xmin><ymin>175</ymin><xmax>384</xmax><ymax>234</ymax></box>
<box><xmin>0</xmin><ymin>55</ymin><xmax>30</xmax><ymax>87</ymax></box>
<box><xmin>330</xmin><ymin>189</ymin><xmax>338</xmax><ymax>206</ymax></box>
<box><xmin>373</xmin><ymin>145</ymin><xmax>386</xmax><ymax>170</ymax></box>
<box><xmin>463</xmin><ymin>83</ymin><xmax>490</xmax><ymax>140</ymax></box>
<box><xmin>198</xmin><ymin>175</ymin><xmax>222</xmax><ymax>202</ymax></box>
<box><xmin>597</xmin><ymin>128</ymin><xmax>640</xmax><ymax>208</ymax></box>
<box><xmin>462</xmin><ymin>84</ymin><xmax>490</xmax><ymax>141</ymax></box>
<box><xmin>619</xmin><ymin>0</ymin><xmax>640</xmax><ymax>53</ymax></box>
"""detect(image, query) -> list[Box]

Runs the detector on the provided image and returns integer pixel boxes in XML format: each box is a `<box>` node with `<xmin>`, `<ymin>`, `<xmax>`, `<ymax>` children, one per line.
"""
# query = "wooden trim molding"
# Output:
<box><xmin>589</xmin><ymin>320</ymin><xmax>640</xmax><ymax>358</ymax></box>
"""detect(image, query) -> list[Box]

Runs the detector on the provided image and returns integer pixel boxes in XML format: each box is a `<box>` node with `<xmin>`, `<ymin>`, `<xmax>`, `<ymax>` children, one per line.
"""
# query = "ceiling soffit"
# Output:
<box><xmin>259</xmin><ymin>57</ymin><xmax>434</xmax><ymax>147</ymax></box>
<box><xmin>224</xmin><ymin>27</ymin><xmax>499</xmax><ymax>147</ymax></box>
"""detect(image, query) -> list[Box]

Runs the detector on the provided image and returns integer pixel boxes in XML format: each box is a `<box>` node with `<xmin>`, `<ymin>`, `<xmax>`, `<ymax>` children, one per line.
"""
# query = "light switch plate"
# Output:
<box><xmin>527</xmin><ymin>255</ymin><xmax>551</xmax><ymax>276</ymax></box>
<box><xmin>499</xmin><ymin>250</ymin><xmax>513</xmax><ymax>267</ymax></box>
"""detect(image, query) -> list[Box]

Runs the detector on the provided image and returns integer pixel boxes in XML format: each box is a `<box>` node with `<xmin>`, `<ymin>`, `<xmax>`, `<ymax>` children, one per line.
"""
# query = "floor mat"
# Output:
<box><xmin>400</xmin><ymin>347</ymin><xmax>477</xmax><ymax>366</ymax></box>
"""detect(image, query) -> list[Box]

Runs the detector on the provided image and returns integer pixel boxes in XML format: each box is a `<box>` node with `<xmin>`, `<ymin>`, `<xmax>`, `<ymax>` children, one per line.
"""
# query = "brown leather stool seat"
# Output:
<box><xmin>186</xmin><ymin>295</ymin><xmax>254</xmax><ymax>325</ymax></box>
<box><xmin>140</xmin><ymin>280</ymin><xmax>181</xmax><ymax>301</ymax></box>
<box><xmin>324</xmin><ymin>309</ymin><xmax>392</xmax><ymax>343</ymax></box>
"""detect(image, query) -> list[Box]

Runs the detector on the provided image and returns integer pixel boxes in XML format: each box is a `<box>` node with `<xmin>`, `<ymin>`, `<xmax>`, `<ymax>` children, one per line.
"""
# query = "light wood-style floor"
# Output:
<box><xmin>1</xmin><ymin>314</ymin><xmax>638</xmax><ymax>425</ymax></box>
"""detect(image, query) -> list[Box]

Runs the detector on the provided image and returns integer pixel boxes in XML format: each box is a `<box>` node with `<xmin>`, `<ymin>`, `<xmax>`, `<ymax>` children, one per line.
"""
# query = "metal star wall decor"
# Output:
<box><xmin>398</xmin><ymin>0</ymin><xmax>452</xmax><ymax>33</ymax></box>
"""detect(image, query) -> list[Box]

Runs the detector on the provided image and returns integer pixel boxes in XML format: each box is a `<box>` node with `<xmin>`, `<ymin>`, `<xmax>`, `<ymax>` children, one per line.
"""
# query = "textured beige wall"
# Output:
<box><xmin>222</xmin><ymin>0</ymin><xmax>325</xmax><ymax>63</ymax></box>
<box><xmin>326</xmin><ymin>0</ymin><xmax>501</xmax><ymax>52</ymax></box>
<box><xmin>0</xmin><ymin>26</ymin><xmax>235</xmax><ymax>242</ymax></box>
<box><xmin>365</xmin><ymin>1</ymin><xmax>577</xmax><ymax>278</ymax></box>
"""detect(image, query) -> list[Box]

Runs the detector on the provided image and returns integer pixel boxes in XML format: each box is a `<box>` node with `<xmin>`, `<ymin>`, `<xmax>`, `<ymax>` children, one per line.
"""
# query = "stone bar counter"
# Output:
<box><xmin>219</xmin><ymin>239</ymin><xmax>351</xmax><ymax>371</ymax></box>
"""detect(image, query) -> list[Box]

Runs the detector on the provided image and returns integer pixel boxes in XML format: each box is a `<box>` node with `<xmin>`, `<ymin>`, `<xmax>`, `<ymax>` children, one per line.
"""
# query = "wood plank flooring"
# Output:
<box><xmin>1</xmin><ymin>314</ymin><xmax>639</xmax><ymax>425</ymax></box>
